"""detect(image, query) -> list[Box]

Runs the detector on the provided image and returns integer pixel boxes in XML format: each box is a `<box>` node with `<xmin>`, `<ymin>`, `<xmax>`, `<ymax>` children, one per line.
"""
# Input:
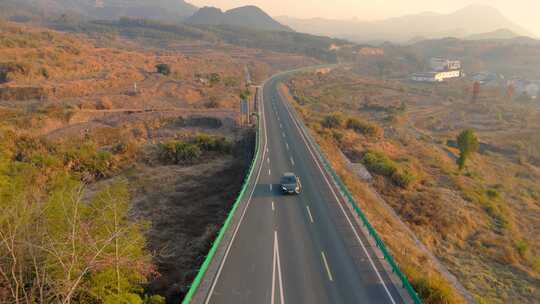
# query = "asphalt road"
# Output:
<box><xmin>201</xmin><ymin>73</ymin><xmax>406</xmax><ymax>304</ymax></box>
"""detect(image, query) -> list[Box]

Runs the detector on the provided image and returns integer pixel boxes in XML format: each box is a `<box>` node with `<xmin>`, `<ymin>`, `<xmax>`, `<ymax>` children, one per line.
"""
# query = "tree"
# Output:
<box><xmin>472</xmin><ymin>81</ymin><xmax>481</xmax><ymax>102</ymax></box>
<box><xmin>239</xmin><ymin>89</ymin><xmax>251</xmax><ymax>101</ymax></box>
<box><xmin>456</xmin><ymin>129</ymin><xmax>479</xmax><ymax>170</ymax></box>
<box><xmin>506</xmin><ymin>84</ymin><xmax>515</xmax><ymax>101</ymax></box>
<box><xmin>155</xmin><ymin>64</ymin><xmax>171</xmax><ymax>76</ymax></box>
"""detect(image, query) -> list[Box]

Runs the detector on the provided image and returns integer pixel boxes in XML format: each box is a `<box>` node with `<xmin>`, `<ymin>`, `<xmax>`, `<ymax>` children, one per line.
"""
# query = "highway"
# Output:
<box><xmin>194</xmin><ymin>72</ymin><xmax>407</xmax><ymax>304</ymax></box>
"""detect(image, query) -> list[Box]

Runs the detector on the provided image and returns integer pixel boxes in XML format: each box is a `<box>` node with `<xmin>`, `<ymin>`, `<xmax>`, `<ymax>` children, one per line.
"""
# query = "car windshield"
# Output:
<box><xmin>282</xmin><ymin>176</ymin><xmax>296</xmax><ymax>184</ymax></box>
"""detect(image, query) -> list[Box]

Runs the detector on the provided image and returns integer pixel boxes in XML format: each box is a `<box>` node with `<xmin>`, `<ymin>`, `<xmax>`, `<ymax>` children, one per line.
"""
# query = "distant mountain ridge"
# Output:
<box><xmin>277</xmin><ymin>4</ymin><xmax>534</xmax><ymax>43</ymax></box>
<box><xmin>0</xmin><ymin>0</ymin><xmax>198</xmax><ymax>21</ymax></box>
<box><xmin>464</xmin><ymin>28</ymin><xmax>520</xmax><ymax>40</ymax></box>
<box><xmin>186</xmin><ymin>5</ymin><xmax>292</xmax><ymax>32</ymax></box>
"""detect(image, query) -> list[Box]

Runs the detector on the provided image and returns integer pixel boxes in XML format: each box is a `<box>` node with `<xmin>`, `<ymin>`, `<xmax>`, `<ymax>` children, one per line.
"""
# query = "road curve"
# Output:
<box><xmin>191</xmin><ymin>71</ymin><xmax>408</xmax><ymax>304</ymax></box>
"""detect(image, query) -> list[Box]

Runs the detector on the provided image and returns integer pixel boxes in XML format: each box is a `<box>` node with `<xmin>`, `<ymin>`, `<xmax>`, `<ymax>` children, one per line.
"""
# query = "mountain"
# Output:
<box><xmin>465</xmin><ymin>28</ymin><xmax>520</xmax><ymax>40</ymax></box>
<box><xmin>277</xmin><ymin>4</ymin><xmax>533</xmax><ymax>44</ymax></box>
<box><xmin>0</xmin><ymin>0</ymin><xmax>198</xmax><ymax>22</ymax></box>
<box><xmin>186</xmin><ymin>5</ymin><xmax>292</xmax><ymax>32</ymax></box>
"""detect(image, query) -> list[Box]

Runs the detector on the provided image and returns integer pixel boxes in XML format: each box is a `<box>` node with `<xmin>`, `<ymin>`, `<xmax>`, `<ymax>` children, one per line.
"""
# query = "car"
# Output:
<box><xmin>280</xmin><ymin>172</ymin><xmax>302</xmax><ymax>195</ymax></box>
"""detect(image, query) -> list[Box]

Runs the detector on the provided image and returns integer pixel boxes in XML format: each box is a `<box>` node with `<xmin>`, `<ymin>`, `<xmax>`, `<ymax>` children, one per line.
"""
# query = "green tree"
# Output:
<box><xmin>456</xmin><ymin>129</ymin><xmax>479</xmax><ymax>170</ymax></box>
<box><xmin>155</xmin><ymin>64</ymin><xmax>171</xmax><ymax>76</ymax></box>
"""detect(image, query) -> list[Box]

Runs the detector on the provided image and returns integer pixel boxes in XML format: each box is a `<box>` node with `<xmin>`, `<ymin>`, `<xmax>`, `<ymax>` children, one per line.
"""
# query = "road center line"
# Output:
<box><xmin>274</xmin><ymin>231</ymin><xmax>285</xmax><ymax>304</ymax></box>
<box><xmin>321</xmin><ymin>251</ymin><xmax>334</xmax><ymax>282</ymax></box>
<box><xmin>306</xmin><ymin>206</ymin><xmax>314</xmax><ymax>223</ymax></box>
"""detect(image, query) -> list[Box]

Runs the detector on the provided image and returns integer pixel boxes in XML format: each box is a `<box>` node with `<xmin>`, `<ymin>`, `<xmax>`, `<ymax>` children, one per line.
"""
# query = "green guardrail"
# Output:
<box><xmin>181</xmin><ymin>117</ymin><xmax>261</xmax><ymax>304</ymax></box>
<box><xmin>293</xmin><ymin>108</ymin><xmax>422</xmax><ymax>304</ymax></box>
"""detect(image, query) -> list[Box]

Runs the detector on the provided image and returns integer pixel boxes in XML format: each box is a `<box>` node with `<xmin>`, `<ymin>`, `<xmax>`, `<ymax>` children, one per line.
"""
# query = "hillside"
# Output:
<box><xmin>284</xmin><ymin>67</ymin><xmax>540</xmax><ymax>303</ymax></box>
<box><xmin>49</xmin><ymin>17</ymin><xmax>348</xmax><ymax>63</ymax></box>
<box><xmin>186</xmin><ymin>5</ymin><xmax>292</xmax><ymax>32</ymax></box>
<box><xmin>0</xmin><ymin>0</ymin><xmax>198</xmax><ymax>22</ymax></box>
<box><xmin>465</xmin><ymin>28</ymin><xmax>520</xmax><ymax>40</ymax></box>
<box><xmin>277</xmin><ymin>4</ymin><xmax>534</xmax><ymax>43</ymax></box>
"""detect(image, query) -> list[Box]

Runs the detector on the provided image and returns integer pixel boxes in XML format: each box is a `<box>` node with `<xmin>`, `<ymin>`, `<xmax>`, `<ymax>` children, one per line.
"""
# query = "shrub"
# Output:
<box><xmin>192</xmin><ymin>134</ymin><xmax>232</xmax><ymax>154</ymax></box>
<box><xmin>322</xmin><ymin>113</ymin><xmax>344</xmax><ymax>129</ymax></box>
<box><xmin>209</xmin><ymin>73</ymin><xmax>220</xmax><ymax>86</ymax></box>
<box><xmin>155</xmin><ymin>63</ymin><xmax>171</xmax><ymax>76</ymax></box>
<box><xmin>159</xmin><ymin>141</ymin><xmax>201</xmax><ymax>164</ymax></box>
<box><xmin>391</xmin><ymin>168</ymin><xmax>416</xmax><ymax>189</ymax></box>
<box><xmin>346</xmin><ymin>118</ymin><xmax>383</xmax><ymax>138</ymax></box>
<box><xmin>361</xmin><ymin>150</ymin><xmax>398</xmax><ymax>177</ymax></box>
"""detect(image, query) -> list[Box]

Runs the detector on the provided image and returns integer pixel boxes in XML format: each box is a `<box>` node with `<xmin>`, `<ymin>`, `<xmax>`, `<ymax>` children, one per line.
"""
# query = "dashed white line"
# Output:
<box><xmin>306</xmin><ymin>206</ymin><xmax>314</xmax><ymax>223</ymax></box>
<box><xmin>290</xmin><ymin>157</ymin><xmax>295</xmax><ymax>166</ymax></box>
<box><xmin>269</xmin><ymin>184</ymin><xmax>273</xmax><ymax>191</ymax></box>
<box><xmin>282</xmin><ymin>132</ymin><xmax>285</xmax><ymax>138</ymax></box>
<box><xmin>272</xmin><ymin>201</ymin><xmax>275</xmax><ymax>211</ymax></box>
<box><xmin>285</xmin><ymin>143</ymin><xmax>289</xmax><ymax>150</ymax></box>
<box><xmin>268</xmin><ymin>169</ymin><xmax>271</xmax><ymax>176</ymax></box>
<box><xmin>279</xmin><ymin>123</ymin><xmax>283</xmax><ymax>129</ymax></box>
<box><xmin>267</xmin><ymin>157</ymin><xmax>270</xmax><ymax>164</ymax></box>
<box><xmin>321</xmin><ymin>251</ymin><xmax>334</xmax><ymax>282</ymax></box>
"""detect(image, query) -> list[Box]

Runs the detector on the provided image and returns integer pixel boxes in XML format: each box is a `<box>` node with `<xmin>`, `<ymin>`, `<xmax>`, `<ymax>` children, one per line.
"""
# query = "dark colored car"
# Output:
<box><xmin>280</xmin><ymin>172</ymin><xmax>302</xmax><ymax>195</ymax></box>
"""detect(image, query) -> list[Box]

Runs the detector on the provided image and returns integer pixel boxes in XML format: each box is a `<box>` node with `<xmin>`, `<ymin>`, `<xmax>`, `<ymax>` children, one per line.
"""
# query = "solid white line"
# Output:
<box><xmin>290</xmin><ymin>157</ymin><xmax>295</xmax><ymax>166</ymax></box>
<box><xmin>275</xmin><ymin>231</ymin><xmax>285</xmax><ymax>304</ymax></box>
<box><xmin>279</xmin><ymin>90</ymin><xmax>397</xmax><ymax>304</ymax></box>
<box><xmin>321</xmin><ymin>251</ymin><xmax>334</xmax><ymax>282</ymax></box>
<box><xmin>272</xmin><ymin>201</ymin><xmax>275</xmax><ymax>211</ymax></box>
<box><xmin>205</xmin><ymin>77</ymin><xmax>269</xmax><ymax>304</ymax></box>
<box><xmin>271</xmin><ymin>234</ymin><xmax>277</xmax><ymax>304</ymax></box>
<box><xmin>306</xmin><ymin>206</ymin><xmax>314</xmax><ymax>223</ymax></box>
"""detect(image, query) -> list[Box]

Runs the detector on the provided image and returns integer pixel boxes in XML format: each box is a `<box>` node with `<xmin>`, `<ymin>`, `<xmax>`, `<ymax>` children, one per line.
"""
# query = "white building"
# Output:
<box><xmin>430</xmin><ymin>57</ymin><xmax>461</xmax><ymax>72</ymax></box>
<box><xmin>411</xmin><ymin>70</ymin><xmax>462</xmax><ymax>83</ymax></box>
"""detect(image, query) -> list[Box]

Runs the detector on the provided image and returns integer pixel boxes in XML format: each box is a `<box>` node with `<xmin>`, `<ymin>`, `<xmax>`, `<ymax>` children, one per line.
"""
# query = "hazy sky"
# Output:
<box><xmin>189</xmin><ymin>0</ymin><xmax>540</xmax><ymax>36</ymax></box>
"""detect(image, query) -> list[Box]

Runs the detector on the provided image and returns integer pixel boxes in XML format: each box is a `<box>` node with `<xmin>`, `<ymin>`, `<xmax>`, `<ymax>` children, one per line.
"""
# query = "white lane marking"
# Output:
<box><xmin>279</xmin><ymin>90</ymin><xmax>397</xmax><ymax>304</ymax></box>
<box><xmin>306</xmin><ymin>206</ymin><xmax>314</xmax><ymax>223</ymax></box>
<box><xmin>285</xmin><ymin>143</ymin><xmax>289</xmax><ymax>151</ymax></box>
<box><xmin>272</xmin><ymin>201</ymin><xmax>275</xmax><ymax>211</ymax></box>
<box><xmin>321</xmin><ymin>251</ymin><xmax>334</xmax><ymax>282</ymax></box>
<box><xmin>267</xmin><ymin>157</ymin><xmax>270</xmax><ymax>164</ymax></box>
<box><xmin>205</xmin><ymin>77</ymin><xmax>269</xmax><ymax>304</ymax></box>
<box><xmin>270</xmin><ymin>184</ymin><xmax>273</xmax><ymax>191</ymax></box>
<box><xmin>282</xmin><ymin>132</ymin><xmax>285</xmax><ymax>138</ymax></box>
<box><xmin>279</xmin><ymin>123</ymin><xmax>283</xmax><ymax>129</ymax></box>
<box><xmin>268</xmin><ymin>169</ymin><xmax>271</xmax><ymax>176</ymax></box>
<box><xmin>271</xmin><ymin>233</ymin><xmax>276</xmax><ymax>304</ymax></box>
<box><xmin>290</xmin><ymin>157</ymin><xmax>295</xmax><ymax>166</ymax></box>
<box><xmin>274</xmin><ymin>231</ymin><xmax>285</xmax><ymax>304</ymax></box>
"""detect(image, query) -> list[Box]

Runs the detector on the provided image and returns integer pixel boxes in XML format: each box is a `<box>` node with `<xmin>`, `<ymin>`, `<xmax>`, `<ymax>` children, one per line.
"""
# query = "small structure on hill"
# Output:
<box><xmin>411</xmin><ymin>57</ymin><xmax>462</xmax><ymax>83</ymax></box>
